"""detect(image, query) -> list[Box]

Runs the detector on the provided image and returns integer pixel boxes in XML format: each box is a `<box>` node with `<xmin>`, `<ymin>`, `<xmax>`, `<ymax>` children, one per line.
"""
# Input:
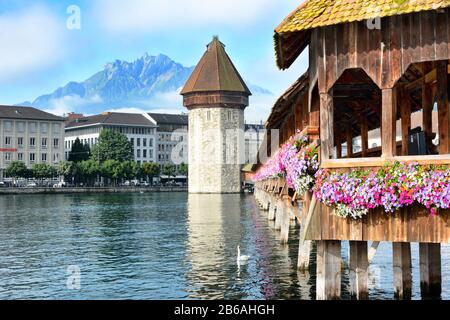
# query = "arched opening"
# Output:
<box><xmin>331</xmin><ymin>68</ymin><xmax>382</xmax><ymax>158</ymax></box>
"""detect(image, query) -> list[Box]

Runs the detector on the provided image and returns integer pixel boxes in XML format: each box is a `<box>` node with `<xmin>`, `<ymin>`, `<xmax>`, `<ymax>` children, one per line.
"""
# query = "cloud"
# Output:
<box><xmin>0</xmin><ymin>6</ymin><xmax>67</xmax><ymax>83</ymax></box>
<box><xmin>44</xmin><ymin>95</ymin><xmax>103</xmax><ymax>116</ymax></box>
<box><xmin>94</xmin><ymin>0</ymin><xmax>278</xmax><ymax>33</ymax></box>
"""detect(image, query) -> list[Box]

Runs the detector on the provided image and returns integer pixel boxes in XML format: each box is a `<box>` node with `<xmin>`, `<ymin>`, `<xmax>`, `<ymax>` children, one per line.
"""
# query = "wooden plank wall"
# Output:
<box><xmin>306</xmin><ymin>204</ymin><xmax>450</xmax><ymax>243</ymax></box>
<box><xmin>311</xmin><ymin>9</ymin><xmax>450</xmax><ymax>93</ymax></box>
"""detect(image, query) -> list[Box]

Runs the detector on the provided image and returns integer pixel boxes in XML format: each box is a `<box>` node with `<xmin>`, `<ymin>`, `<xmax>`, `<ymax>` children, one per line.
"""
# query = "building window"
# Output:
<box><xmin>42</xmin><ymin>138</ymin><xmax>47</xmax><ymax>148</ymax></box>
<box><xmin>42</xmin><ymin>153</ymin><xmax>47</xmax><ymax>162</ymax></box>
<box><xmin>17</xmin><ymin>122</ymin><xmax>25</xmax><ymax>132</ymax></box>
<box><xmin>143</xmin><ymin>138</ymin><xmax>147</xmax><ymax>147</ymax></box>
<box><xmin>5</xmin><ymin>152</ymin><xmax>11</xmax><ymax>162</ymax></box>
<box><xmin>228</xmin><ymin>111</ymin><xmax>232</xmax><ymax>121</ymax></box>
<box><xmin>18</xmin><ymin>137</ymin><xmax>24</xmax><ymax>147</ymax></box>
<box><xmin>149</xmin><ymin>150</ymin><xmax>153</xmax><ymax>158</ymax></box>
<box><xmin>137</xmin><ymin>149</ymin><xmax>141</xmax><ymax>158</ymax></box>
<box><xmin>41</xmin><ymin>123</ymin><xmax>48</xmax><ymax>134</ymax></box>
<box><xmin>30</xmin><ymin>137</ymin><xmax>36</xmax><ymax>148</ymax></box>
<box><xmin>207</xmin><ymin>111</ymin><xmax>211</xmax><ymax>121</ymax></box>
<box><xmin>130</xmin><ymin>138</ymin><xmax>135</xmax><ymax>146</ymax></box>
<box><xmin>149</xmin><ymin>138</ymin><xmax>153</xmax><ymax>147</ymax></box>
<box><xmin>17</xmin><ymin>153</ymin><xmax>23</xmax><ymax>161</ymax></box>
<box><xmin>53</xmin><ymin>153</ymin><xmax>59</xmax><ymax>163</ymax></box>
<box><xmin>143</xmin><ymin>150</ymin><xmax>147</xmax><ymax>158</ymax></box>
<box><xmin>54</xmin><ymin>138</ymin><xmax>59</xmax><ymax>148</ymax></box>
<box><xmin>53</xmin><ymin>123</ymin><xmax>61</xmax><ymax>134</ymax></box>
<box><xmin>5</xmin><ymin>137</ymin><xmax>11</xmax><ymax>146</ymax></box>
<box><xmin>4</xmin><ymin>121</ymin><xmax>12</xmax><ymax>132</ymax></box>
<box><xmin>29</xmin><ymin>122</ymin><xmax>37</xmax><ymax>133</ymax></box>
<box><xmin>30</xmin><ymin>153</ymin><xmax>35</xmax><ymax>163</ymax></box>
<box><xmin>137</xmin><ymin>138</ymin><xmax>141</xmax><ymax>147</ymax></box>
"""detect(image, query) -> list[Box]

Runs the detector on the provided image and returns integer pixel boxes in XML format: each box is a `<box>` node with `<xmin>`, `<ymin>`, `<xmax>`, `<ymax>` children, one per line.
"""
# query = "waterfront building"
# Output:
<box><xmin>244</xmin><ymin>123</ymin><xmax>264</xmax><ymax>164</ymax></box>
<box><xmin>0</xmin><ymin>105</ymin><xmax>65</xmax><ymax>181</ymax></box>
<box><xmin>65</xmin><ymin>112</ymin><xmax>157</xmax><ymax>164</ymax></box>
<box><xmin>147</xmin><ymin>113</ymin><xmax>188</xmax><ymax>171</ymax></box>
<box><xmin>181</xmin><ymin>36</ymin><xmax>251</xmax><ymax>193</ymax></box>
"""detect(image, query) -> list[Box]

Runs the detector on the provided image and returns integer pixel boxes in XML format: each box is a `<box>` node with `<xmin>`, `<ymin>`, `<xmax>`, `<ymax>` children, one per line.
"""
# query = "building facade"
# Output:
<box><xmin>65</xmin><ymin>112</ymin><xmax>157</xmax><ymax>164</ymax></box>
<box><xmin>0</xmin><ymin>105</ymin><xmax>65</xmax><ymax>181</ymax></box>
<box><xmin>244</xmin><ymin>123</ymin><xmax>264</xmax><ymax>164</ymax></box>
<box><xmin>181</xmin><ymin>37</ymin><xmax>251</xmax><ymax>193</ymax></box>
<box><xmin>147</xmin><ymin>113</ymin><xmax>188</xmax><ymax>170</ymax></box>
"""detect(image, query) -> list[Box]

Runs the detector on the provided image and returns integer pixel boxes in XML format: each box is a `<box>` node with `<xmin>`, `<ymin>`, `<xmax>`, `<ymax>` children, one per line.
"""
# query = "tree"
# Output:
<box><xmin>58</xmin><ymin>161</ymin><xmax>74</xmax><ymax>184</ymax></box>
<box><xmin>162</xmin><ymin>163</ymin><xmax>176</xmax><ymax>178</ymax></box>
<box><xmin>101</xmin><ymin>160</ymin><xmax>123</xmax><ymax>186</ymax></box>
<box><xmin>91</xmin><ymin>129</ymin><xmax>133</xmax><ymax>163</ymax></box>
<box><xmin>32</xmin><ymin>163</ymin><xmax>57</xmax><ymax>183</ymax></box>
<box><xmin>178</xmin><ymin>162</ymin><xmax>188</xmax><ymax>176</ymax></box>
<box><xmin>78</xmin><ymin>159</ymin><xmax>100</xmax><ymax>186</ymax></box>
<box><xmin>142</xmin><ymin>162</ymin><xmax>160</xmax><ymax>184</ymax></box>
<box><xmin>68</xmin><ymin>138</ymin><xmax>90</xmax><ymax>162</ymax></box>
<box><xmin>6</xmin><ymin>161</ymin><xmax>28</xmax><ymax>180</ymax></box>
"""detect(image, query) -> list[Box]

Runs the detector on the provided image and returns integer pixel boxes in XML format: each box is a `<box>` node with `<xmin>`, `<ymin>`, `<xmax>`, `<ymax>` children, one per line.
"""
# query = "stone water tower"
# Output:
<box><xmin>181</xmin><ymin>37</ymin><xmax>251</xmax><ymax>193</ymax></box>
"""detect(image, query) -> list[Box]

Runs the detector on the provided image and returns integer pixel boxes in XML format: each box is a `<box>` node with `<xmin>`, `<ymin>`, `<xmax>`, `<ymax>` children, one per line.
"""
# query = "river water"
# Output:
<box><xmin>0</xmin><ymin>192</ymin><xmax>448</xmax><ymax>300</ymax></box>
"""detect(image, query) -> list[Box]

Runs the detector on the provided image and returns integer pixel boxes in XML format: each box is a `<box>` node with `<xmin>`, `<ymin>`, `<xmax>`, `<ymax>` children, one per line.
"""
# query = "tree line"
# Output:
<box><xmin>5</xmin><ymin>129</ymin><xmax>188</xmax><ymax>186</ymax></box>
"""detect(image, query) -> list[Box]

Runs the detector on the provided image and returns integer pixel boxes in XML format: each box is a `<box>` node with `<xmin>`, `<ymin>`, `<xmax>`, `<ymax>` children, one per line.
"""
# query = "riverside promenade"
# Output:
<box><xmin>0</xmin><ymin>186</ymin><xmax>187</xmax><ymax>195</ymax></box>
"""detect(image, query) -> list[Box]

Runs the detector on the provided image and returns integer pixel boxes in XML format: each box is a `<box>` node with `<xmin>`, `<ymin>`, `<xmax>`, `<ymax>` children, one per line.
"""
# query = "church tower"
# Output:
<box><xmin>181</xmin><ymin>37</ymin><xmax>251</xmax><ymax>193</ymax></box>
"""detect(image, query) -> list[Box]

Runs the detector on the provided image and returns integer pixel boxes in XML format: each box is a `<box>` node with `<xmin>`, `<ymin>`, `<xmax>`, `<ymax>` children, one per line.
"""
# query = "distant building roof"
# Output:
<box><xmin>181</xmin><ymin>36</ymin><xmax>251</xmax><ymax>95</ymax></box>
<box><xmin>245</xmin><ymin>123</ymin><xmax>265</xmax><ymax>131</ymax></box>
<box><xmin>65</xmin><ymin>112</ymin><xmax>156</xmax><ymax>129</ymax></box>
<box><xmin>0</xmin><ymin>105</ymin><xmax>64</xmax><ymax>121</ymax></box>
<box><xmin>147</xmin><ymin>113</ymin><xmax>188</xmax><ymax>125</ymax></box>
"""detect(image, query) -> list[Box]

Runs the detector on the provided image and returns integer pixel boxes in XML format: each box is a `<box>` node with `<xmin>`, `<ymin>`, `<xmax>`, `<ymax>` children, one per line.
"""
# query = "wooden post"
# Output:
<box><xmin>336</xmin><ymin>137</ymin><xmax>342</xmax><ymax>159</ymax></box>
<box><xmin>274</xmin><ymin>198</ymin><xmax>283</xmax><ymax>230</ymax></box>
<box><xmin>280</xmin><ymin>196</ymin><xmax>291</xmax><ymax>244</ymax></box>
<box><xmin>399</xmin><ymin>87</ymin><xmax>411</xmax><ymax>156</ymax></box>
<box><xmin>422</xmin><ymin>81</ymin><xmax>433</xmax><ymax>149</ymax></box>
<box><xmin>419</xmin><ymin>243</ymin><xmax>442</xmax><ymax>299</ymax></box>
<box><xmin>360</xmin><ymin>114</ymin><xmax>368</xmax><ymax>157</ymax></box>
<box><xmin>346</xmin><ymin>123</ymin><xmax>353</xmax><ymax>158</ymax></box>
<box><xmin>268</xmin><ymin>196</ymin><xmax>276</xmax><ymax>221</ymax></box>
<box><xmin>392</xmin><ymin>242</ymin><xmax>412</xmax><ymax>299</ymax></box>
<box><xmin>298</xmin><ymin>191</ymin><xmax>313</xmax><ymax>271</ymax></box>
<box><xmin>316</xmin><ymin>240</ymin><xmax>342</xmax><ymax>300</ymax></box>
<box><xmin>437</xmin><ymin>60</ymin><xmax>450</xmax><ymax>154</ymax></box>
<box><xmin>382</xmin><ymin>88</ymin><xmax>397</xmax><ymax>157</ymax></box>
<box><xmin>349</xmin><ymin>241</ymin><xmax>369</xmax><ymax>300</ymax></box>
<box><xmin>320</xmin><ymin>92</ymin><xmax>334</xmax><ymax>160</ymax></box>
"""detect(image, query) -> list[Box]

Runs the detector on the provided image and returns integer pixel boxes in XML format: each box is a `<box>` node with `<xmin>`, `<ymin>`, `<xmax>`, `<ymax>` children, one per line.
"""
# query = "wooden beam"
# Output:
<box><xmin>360</xmin><ymin>114</ymin><xmax>368</xmax><ymax>157</ymax></box>
<box><xmin>346</xmin><ymin>122</ymin><xmax>353</xmax><ymax>158</ymax></box>
<box><xmin>422</xmin><ymin>81</ymin><xmax>433</xmax><ymax>148</ymax></box>
<box><xmin>316</xmin><ymin>240</ymin><xmax>342</xmax><ymax>300</ymax></box>
<box><xmin>399</xmin><ymin>87</ymin><xmax>411</xmax><ymax>156</ymax></box>
<box><xmin>382</xmin><ymin>88</ymin><xmax>397</xmax><ymax>158</ymax></box>
<box><xmin>393</xmin><ymin>242</ymin><xmax>412</xmax><ymax>300</ymax></box>
<box><xmin>349</xmin><ymin>241</ymin><xmax>369</xmax><ymax>300</ymax></box>
<box><xmin>321</xmin><ymin>154</ymin><xmax>450</xmax><ymax>168</ymax></box>
<box><xmin>419</xmin><ymin>243</ymin><xmax>442</xmax><ymax>299</ymax></box>
<box><xmin>437</xmin><ymin>60</ymin><xmax>450</xmax><ymax>154</ymax></box>
<box><xmin>320</xmin><ymin>92</ymin><xmax>334</xmax><ymax>160</ymax></box>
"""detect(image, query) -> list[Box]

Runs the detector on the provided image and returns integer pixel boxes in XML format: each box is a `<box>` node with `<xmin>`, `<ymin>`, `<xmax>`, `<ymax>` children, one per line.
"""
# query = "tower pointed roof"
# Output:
<box><xmin>181</xmin><ymin>36</ymin><xmax>251</xmax><ymax>96</ymax></box>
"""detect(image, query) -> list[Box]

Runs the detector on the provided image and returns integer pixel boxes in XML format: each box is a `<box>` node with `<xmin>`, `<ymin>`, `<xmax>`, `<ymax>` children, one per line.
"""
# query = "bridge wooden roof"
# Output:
<box><xmin>274</xmin><ymin>0</ymin><xmax>450</xmax><ymax>69</ymax></box>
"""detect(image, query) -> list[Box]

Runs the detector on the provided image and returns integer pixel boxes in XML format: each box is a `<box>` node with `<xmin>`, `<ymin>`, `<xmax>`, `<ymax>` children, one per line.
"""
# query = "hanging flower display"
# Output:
<box><xmin>253</xmin><ymin>131</ymin><xmax>319</xmax><ymax>194</ymax></box>
<box><xmin>313</xmin><ymin>162</ymin><xmax>450</xmax><ymax>219</ymax></box>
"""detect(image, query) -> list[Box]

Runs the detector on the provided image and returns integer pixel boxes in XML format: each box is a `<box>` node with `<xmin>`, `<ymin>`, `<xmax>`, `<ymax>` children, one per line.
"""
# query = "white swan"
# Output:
<box><xmin>237</xmin><ymin>245</ymin><xmax>250</xmax><ymax>264</ymax></box>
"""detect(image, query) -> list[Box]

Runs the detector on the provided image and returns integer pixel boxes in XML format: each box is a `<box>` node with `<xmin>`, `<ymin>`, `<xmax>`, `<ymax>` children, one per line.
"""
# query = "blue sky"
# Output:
<box><xmin>0</xmin><ymin>0</ymin><xmax>308</xmax><ymax>121</ymax></box>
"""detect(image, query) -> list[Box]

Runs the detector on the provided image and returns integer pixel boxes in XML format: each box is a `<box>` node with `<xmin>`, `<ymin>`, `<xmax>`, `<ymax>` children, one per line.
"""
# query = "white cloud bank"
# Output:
<box><xmin>44</xmin><ymin>95</ymin><xmax>103</xmax><ymax>116</ymax></box>
<box><xmin>94</xmin><ymin>0</ymin><xmax>279</xmax><ymax>32</ymax></box>
<box><xmin>0</xmin><ymin>6</ymin><xmax>66</xmax><ymax>83</ymax></box>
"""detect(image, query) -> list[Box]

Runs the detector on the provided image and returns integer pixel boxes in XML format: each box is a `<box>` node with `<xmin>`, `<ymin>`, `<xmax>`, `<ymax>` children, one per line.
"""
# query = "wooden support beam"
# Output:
<box><xmin>349</xmin><ymin>241</ymin><xmax>369</xmax><ymax>300</ymax></box>
<box><xmin>399</xmin><ymin>87</ymin><xmax>411</xmax><ymax>156</ymax></box>
<box><xmin>392</xmin><ymin>242</ymin><xmax>412</xmax><ymax>300</ymax></box>
<box><xmin>360</xmin><ymin>114</ymin><xmax>368</xmax><ymax>157</ymax></box>
<box><xmin>419</xmin><ymin>243</ymin><xmax>442</xmax><ymax>299</ymax></box>
<box><xmin>274</xmin><ymin>198</ymin><xmax>283</xmax><ymax>230</ymax></box>
<box><xmin>280</xmin><ymin>196</ymin><xmax>291</xmax><ymax>244</ymax></box>
<box><xmin>437</xmin><ymin>60</ymin><xmax>450</xmax><ymax>154</ymax></box>
<box><xmin>346</xmin><ymin>123</ymin><xmax>353</xmax><ymax>158</ymax></box>
<box><xmin>382</xmin><ymin>88</ymin><xmax>397</xmax><ymax>158</ymax></box>
<box><xmin>422</xmin><ymin>81</ymin><xmax>433</xmax><ymax>148</ymax></box>
<box><xmin>368</xmin><ymin>241</ymin><xmax>380</xmax><ymax>263</ymax></box>
<box><xmin>336</xmin><ymin>138</ymin><xmax>342</xmax><ymax>159</ymax></box>
<box><xmin>298</xmin><ymin>191</ymin><xmax>313</xmax><ymax>271</ymax></box>
<box><xmin>320</xmin><ymin>92</ymin><xmax>334</xmax><ymax>160</ymax></box>
<box><xmin>268</xmin><ymin>196</ymin><xmax>276</xmax><ymax>221</ymax></box>
<box><xmin>316</xmin><ymin>240</ymin><xmax>342</xmax><ymax>300</ymax></box>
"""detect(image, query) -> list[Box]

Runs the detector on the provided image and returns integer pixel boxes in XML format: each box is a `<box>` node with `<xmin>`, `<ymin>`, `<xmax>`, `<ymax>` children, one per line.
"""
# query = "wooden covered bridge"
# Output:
<box><xmin>253</xmin><ymin>0</ymin><xmax>450</xmax><ymax>300</ymax></box>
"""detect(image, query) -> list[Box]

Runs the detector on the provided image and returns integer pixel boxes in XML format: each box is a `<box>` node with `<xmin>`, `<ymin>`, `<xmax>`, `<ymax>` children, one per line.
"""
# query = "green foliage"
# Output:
<box><xmin>32</xmin><ymin>163</ymin><xmax>57</xmax><ymax>179</ymax></box>
<box><xmin>91</xmin><ymin>129</ymin><xmax>133</xmax><ymax>163</ymax></box>
<box><xmin>101</xmin><ymin>160</ymin><xmax>123</xmax><ymax>184</ymax></box>
<box><xmin>58</xmin><ymin>161</ymin><xmax>74</xmax><ymax>178</ymax></box>
<box><xmin>162</xmin><ymin>163</ymin><xmax>176</xmax><ymax>177</ymax></box>
<box><xmin>178</xmin><ymin>162</ymin><xmax>188</xmax><ymax>176</ymax></box>
<box><xmin>78</xmin><ymin>159</ymin><xmax>100</xmax><ymax>179</ymax></box>
<box><xmin>142</xmin><ymin>162</ymin><xmax>160</xmax><ymax>178</ymax></box>
<box><xmin>6</xmin><ymin>161</ymin><xmax>28</xmax><ymax>178</ymax></box>
<box><xmin>68</xmin><ymin>138</ymin><xmax>91</xmax><ymax>162</ymax></box>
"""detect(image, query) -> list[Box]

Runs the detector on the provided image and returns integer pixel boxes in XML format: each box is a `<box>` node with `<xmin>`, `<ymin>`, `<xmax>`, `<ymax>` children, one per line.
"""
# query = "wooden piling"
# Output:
<box><xmin>392</xmin><ymin>242</ymin><xmax>412</xmax><ymax>299</ymax></box>
<box><xmin>316</xmin><ymin>240</ymin><xmax>342</xmax><ymax>300</ymax></box>
<box><xmin>268</xmin><ymin>198</ymin><xmax>276</xmax><ymax>220</ymax></box>
<box><xmin>298</xmin><ymin>240</ymin><xmax>312</xmax><ymax>272</ymax></box>
<box><xmin>419</xmin><ymin>243</ymin><xmax>442</xmax><ymax>299</ymax></box>
<box><xmin>274</xmin><ymin>199</ymin><xmax>282</xmax><ymax>230</ymax></box>
<box><xmin>280</xmin><ymin>198</ymin><xmax>291</xmax><ymax>244</ymax></box>
<box><xmin>349</xmin><ymin>241</ymin><xmax>369</xmax><ymax>300</ymax></box>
